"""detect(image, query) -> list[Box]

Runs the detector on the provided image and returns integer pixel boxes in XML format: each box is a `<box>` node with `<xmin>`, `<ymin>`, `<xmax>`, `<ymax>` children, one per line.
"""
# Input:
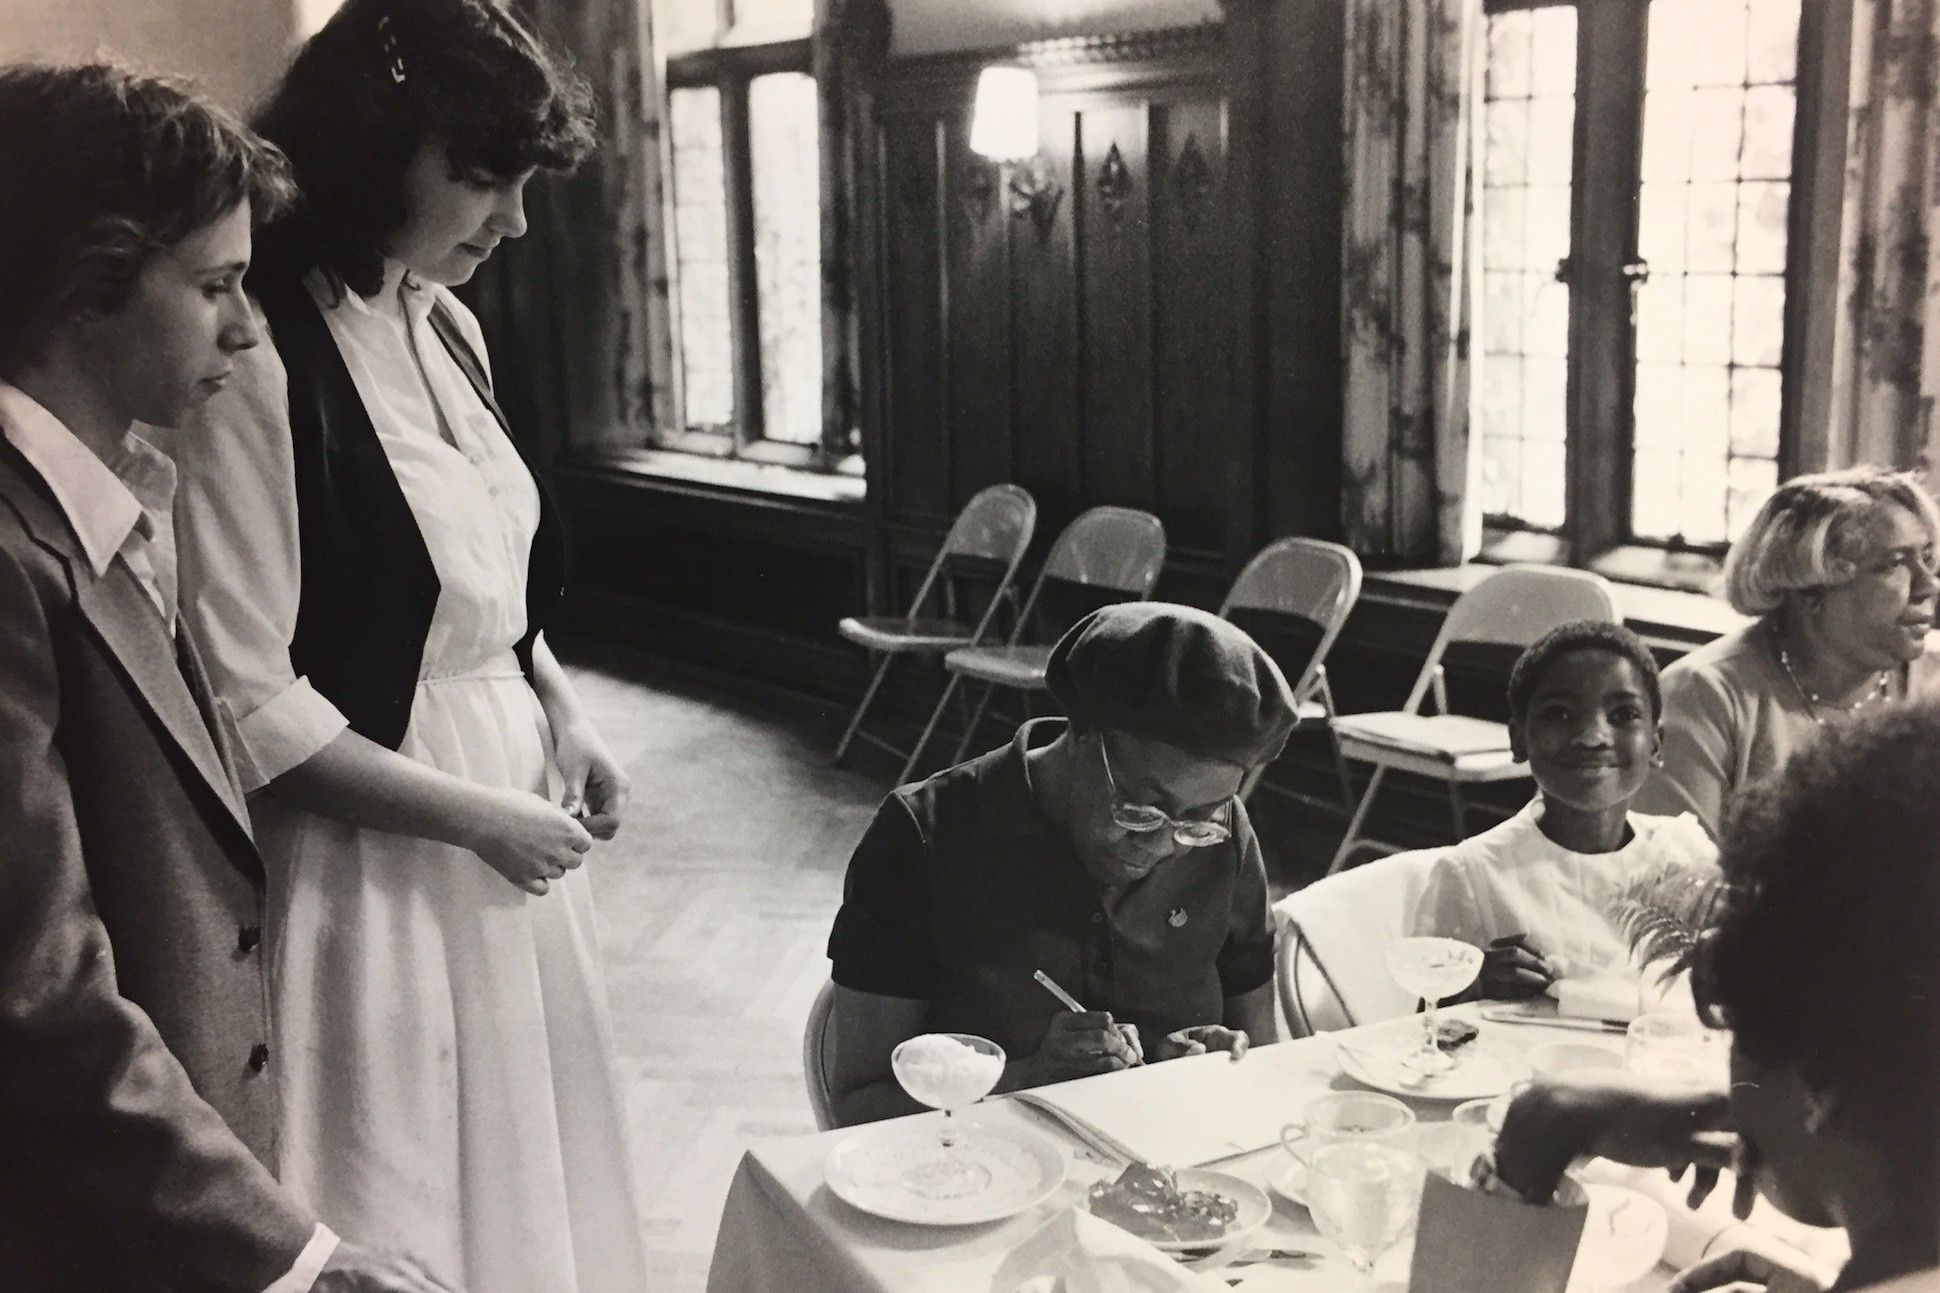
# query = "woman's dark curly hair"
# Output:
<box><xmin>252</xmin><ymin>0</ymin><xmax>596</xmax><ymax>297</ymax></box>
<box><xmin>0</xmin><ymin>62</ymin><xmax>294</xmax><ymax>375</ymax></box>
<box><xmin>1695</xmin><ymin>703</ymin><xmax>1939</xmax><ymax>1196</ymax></box>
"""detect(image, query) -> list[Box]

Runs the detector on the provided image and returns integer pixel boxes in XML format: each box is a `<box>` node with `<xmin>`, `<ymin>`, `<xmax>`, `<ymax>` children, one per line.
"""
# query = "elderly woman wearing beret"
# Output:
<box><xmin>825</xmin><ymin>603</ymin><xmax>1294</xmax><ymax>1125</ymax></box>
<box><xmin>1635</xmin><ymin>467</ymin><xmax>1940</xmax><ymax>837</ymax></box>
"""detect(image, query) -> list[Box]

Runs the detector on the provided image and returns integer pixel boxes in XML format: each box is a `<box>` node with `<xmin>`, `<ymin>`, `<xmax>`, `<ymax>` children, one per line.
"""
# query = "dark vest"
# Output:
<box><xmin>252</xmin><ymin>270</ymin><xmax>565</xmax><ymax>750</ymax></box>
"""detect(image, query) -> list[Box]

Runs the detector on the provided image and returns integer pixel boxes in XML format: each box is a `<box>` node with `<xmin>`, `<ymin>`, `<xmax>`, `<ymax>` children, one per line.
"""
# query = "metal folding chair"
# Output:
<box><xmin>832</xmin><ymin>484</ymin><xmax>1036</xmax><ymax>767</ymax></box>
<box><xmin>1273</xmin><ymin>850</ymin><xmax>1437</xmax><ymax>1038</ymax></box>
<box><xmin>802</xmin><ymin>980</ymin><xmax>838</xmax><ymax>1131</ymax></box>
<box><xmin>1219</xmin><ymin>538</ymin><xmax>1364</xmax><ymax>809</ymax></box>
<box><xmin>902</xmin><ymin>506</ymin><xmax>1167</xmax><ymax>780</ymax></box>
<box><xmin>1326</xmin><ymin>564</ymin><xmax>1621</xmax><ymax>875</ymax></box>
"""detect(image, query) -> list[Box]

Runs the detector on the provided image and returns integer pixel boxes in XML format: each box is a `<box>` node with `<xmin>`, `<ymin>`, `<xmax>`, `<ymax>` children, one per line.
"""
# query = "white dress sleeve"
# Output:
<box><xmin>1409</xmin><ymin>853</ymin><xmax>1495</xmax><ymax>948</ymax></box>
<box><xmin>169</xmin><ymin>313</ymin><xmax>348</xmax><ymax>793</ymax></box>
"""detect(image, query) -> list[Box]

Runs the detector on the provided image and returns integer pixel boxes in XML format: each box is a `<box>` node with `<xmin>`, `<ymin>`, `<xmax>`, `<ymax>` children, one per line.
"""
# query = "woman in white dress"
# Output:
<box><xmin>167</xmin><ymin>2</ymin><xmax>649</xmax><ymax>1290</ymax></box>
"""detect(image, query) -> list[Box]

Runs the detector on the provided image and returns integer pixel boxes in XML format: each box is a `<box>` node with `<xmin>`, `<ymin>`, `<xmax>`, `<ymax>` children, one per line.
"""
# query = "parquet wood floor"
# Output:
<box><xmin>559</xmin><ymin>641</ymin><xmax>883</xmax><ymax>1292</ymax></box>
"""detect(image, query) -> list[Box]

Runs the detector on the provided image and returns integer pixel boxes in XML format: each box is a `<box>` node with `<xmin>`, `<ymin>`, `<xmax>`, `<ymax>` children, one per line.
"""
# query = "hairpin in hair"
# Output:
<box><xmin>377</xmin><ymin>13</ymin><xmax>407</xmax><ymax>85</ymax></box>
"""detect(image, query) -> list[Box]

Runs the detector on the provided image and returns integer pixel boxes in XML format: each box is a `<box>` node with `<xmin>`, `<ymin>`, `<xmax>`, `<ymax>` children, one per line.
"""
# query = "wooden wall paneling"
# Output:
<box><xmin>1149</xmin><ymin>94</ymin><xmax>1235</xmax><ymax>562</ymax></box>
<box><xmin>1010</xmin><ymin>102</ymin><xmax>1084</xmax><ymax>530</ymax></box>
<box><xmin>1258</xmin><ymin>0</ymin><xmax>1346</xmax><ymax>542</ymax></box>
<box><xmin>854</xmin><ymin>99</ymin><xmax>893</xmax><ymax>614</ymax></box>
<box><xmin>880</xmin><ymin>113</ymin><xmax>952</xmax><ymax>525</ymax></box>
<box><xmin>943</xmin><ymin>115</ymin><xmax>1016</xmax><ymax>511</ymax></box>
<box><xmin>1077</xmin><ymin>101</ymin><xmax>1156</xmax><ymax>508</ymax></box>
<box><xmin>1218</xmin><ymin>1</ymin><xmax>1267</xmax><ymax>571</ymax></box>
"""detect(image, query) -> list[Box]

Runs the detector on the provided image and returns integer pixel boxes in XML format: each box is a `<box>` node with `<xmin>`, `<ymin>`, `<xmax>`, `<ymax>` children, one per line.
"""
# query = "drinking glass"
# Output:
<box><xmin>1624</xmin><ymin>1012</ymin><xmax>1727</xmax><ymax>1088</ymax></box>
<box><xmin>1384</xmin><ymin>937</ymin><xmax>1485</xmax><ymax>1077</ymax></box>
<box><xmin>1281</xmin><ymin>1092</ymin><xmax>1417</xmax><ymax>1168</ymax></box>
<box><xmin>889</xmin><ymin>1033</ymin><xmax>1006</xmax><ymax>1199</ymax></box>
<box><xmin>1307</xmin><ymin>1141</ymin><xmax>1424</xmax><ymax>1289</ymax></box>
<box><xmin>1419</xmin><ymin>1097</ymin><xmax>1498</xmax><ymax>1182</ymax></box>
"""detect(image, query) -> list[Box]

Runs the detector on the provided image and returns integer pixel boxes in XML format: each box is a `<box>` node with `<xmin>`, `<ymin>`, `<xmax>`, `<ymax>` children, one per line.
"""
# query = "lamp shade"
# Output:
<box><xmin>969</xmin><ymin>66</ymin><xmax>1039</xmax><ymax>162</ymax></box>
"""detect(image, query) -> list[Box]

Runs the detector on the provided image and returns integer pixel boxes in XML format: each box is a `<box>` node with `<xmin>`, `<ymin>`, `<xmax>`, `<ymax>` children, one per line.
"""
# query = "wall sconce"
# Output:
<box><xmin>969</xmin><ymin>66</ymin><xmax>1062</xmax><ymax>238</ymax></box>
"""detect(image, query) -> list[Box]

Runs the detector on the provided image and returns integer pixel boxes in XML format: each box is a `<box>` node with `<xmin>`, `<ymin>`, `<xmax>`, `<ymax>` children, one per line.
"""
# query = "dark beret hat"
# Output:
<box><xmin>1046</xmin><ymin>602</ymin><xmax>1298</xmax><ymax>767</ymax></box>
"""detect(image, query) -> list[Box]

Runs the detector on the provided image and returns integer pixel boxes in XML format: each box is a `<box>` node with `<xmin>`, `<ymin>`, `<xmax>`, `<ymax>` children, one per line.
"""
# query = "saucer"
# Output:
<box><xmin>824</xmin><ymin>1122</ymin><xmax>1066</xmax><ymax>1226</ymax></box>
<box><xmin>1266</xmin><ymin>1158</ymin><xmax>1308</xmax><ymax>1208</ymax></box>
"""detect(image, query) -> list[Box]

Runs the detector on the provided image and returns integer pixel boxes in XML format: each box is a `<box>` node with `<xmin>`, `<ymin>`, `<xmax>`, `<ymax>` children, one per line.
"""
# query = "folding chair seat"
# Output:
<box><xmin>832</xmin><ymin>484</ymin><xmax>1036</xmax><ymax>767</ymax></box>
<box><xmin>1326</xmin><ymin>564</ymin><xmax>1620</xmax><ymax>875</ymax></box>
<box><xmin>1217</xmin><ymin>538</ymin><xmax>1363</xmax><ymax>809</ymax></box>
<box><xmin>902</xmin><ymin>506</ymin><xmax>1167</xmax><ymax>779</ymax></box>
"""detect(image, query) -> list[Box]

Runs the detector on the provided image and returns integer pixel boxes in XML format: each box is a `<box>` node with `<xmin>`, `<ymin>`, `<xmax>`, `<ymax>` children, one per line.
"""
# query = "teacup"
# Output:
<box><xmin>1280</xmin><ymin>1091</ymin><xmax>1417</xmax><ymax>1167</ymax></box>
<box><xmin>1527</xmin><ymin>1040</ymin><xmax>1625</xmax><ymax>1080</ymax></box>
<box><xmin>1625</xmin><ymin>1011</ymin><xmax>1727</xmax><ymax>1087</ymax></box>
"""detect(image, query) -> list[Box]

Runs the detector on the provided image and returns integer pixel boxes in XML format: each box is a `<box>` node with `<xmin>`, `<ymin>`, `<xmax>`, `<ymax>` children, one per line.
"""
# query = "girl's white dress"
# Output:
<box><xmin>1405</xmin><ymin>795</ymin><xmax>1718</xmax><ymax>980</ymax></box>
<box><xmin>169</xmin><ymin>263</ymin><xmax>648</xmax><ymax>1293</ymax></box>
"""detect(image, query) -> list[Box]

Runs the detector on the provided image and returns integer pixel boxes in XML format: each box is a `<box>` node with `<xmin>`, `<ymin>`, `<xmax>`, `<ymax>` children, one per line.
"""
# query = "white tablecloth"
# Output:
<box><xmin>705</xmin><ymin>1013</ymin><xmax>1843</xmax><ymax>1293</ymax></box>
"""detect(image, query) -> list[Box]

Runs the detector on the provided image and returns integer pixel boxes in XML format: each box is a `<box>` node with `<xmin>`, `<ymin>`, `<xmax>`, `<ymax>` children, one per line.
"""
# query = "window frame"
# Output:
<box><xmin>659</xmin><ymin>35</ymin><xmax>822</xmax><ymax>467</ymax></box>
<box><xmin>1476</xmin><ymin>0</ymin><xmax>1836</xmax><ymax>592</ymax></box>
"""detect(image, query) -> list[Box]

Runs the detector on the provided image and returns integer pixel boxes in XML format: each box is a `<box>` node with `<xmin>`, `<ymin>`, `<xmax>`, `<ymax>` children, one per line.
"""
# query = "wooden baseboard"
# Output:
<box><xmin>562</xmin><ymin>590</ymin><xmax>866</xmax><ymax>703</ymax></box>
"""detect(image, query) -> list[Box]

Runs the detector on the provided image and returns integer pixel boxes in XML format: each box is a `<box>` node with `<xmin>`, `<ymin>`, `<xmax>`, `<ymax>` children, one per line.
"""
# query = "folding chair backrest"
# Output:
<box><xmin>1402</xmin><ymin>564</ymin><xmax>1620</xmax><ymax>713</ymax></box>
<box><xmin>1009</xmin><ymin>507</ymin><xmax>1167</xmax><ymax>643</ymax></box>
<box><xmin>1273</xmin><ymin>849</ymin><xmax>1437</xmax><ymax>1036</ymax></box>
<box><xmin>803</xmin><ymin>979</ymin><xmax>838</xmax><ymax>1131</ymax></box>
<box><xmin>1040</xmin><ymin>506</ymin><xmax>1166</xmax><ymax>591</ymax></box>
<box><xmin>902</xmin><ymin>484</ymin><xmax>1037</xmax><ymax>634</ymax></box>
<box><xmin>942</xmin><ymin>484</ymin><xmax>1037</xmax><ymax>565</ymax></box>
<box><xmin>1220</xmin><ymin>538</ymin><xmax>1363</xmax><ymax>699</ymax></box>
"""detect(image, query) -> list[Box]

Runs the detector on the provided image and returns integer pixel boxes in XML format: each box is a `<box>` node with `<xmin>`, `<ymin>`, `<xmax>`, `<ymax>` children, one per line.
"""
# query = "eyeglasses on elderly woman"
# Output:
<box><xmin>1095</xmin><ymin>734</ymin><xmax>1233</xmax><ymax>847</ymax></box>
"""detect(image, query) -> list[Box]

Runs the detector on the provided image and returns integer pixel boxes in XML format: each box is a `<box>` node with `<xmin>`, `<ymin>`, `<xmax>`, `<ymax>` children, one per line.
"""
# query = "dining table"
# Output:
<box><xmin>704</xmin><ymin>1005</ymin><xmax>1846</xmax><ymax>1293</ymax></box>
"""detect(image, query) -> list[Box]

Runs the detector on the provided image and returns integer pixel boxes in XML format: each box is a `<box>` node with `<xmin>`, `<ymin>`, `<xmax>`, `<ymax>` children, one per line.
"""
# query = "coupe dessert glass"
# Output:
<box><xmin>1385</xmin><ymin>937</ymin><xmax>1484</xmax><ymax>1077</ymax></box>
<box><xmin>889</xmin><ymin>1033</ymin><xmax>1006</xmax><ymax>1199</ymax></box>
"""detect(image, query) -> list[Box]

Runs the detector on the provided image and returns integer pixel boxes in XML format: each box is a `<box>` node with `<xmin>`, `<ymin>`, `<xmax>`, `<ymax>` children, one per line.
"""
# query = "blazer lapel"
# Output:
<box><xmin>72</xmin><ymin>565</ymin><xmax>254</xmax><ymax>843</ymax></box>
<box><xmin>0</xmin><ymin>434</ymin><xmax>251</xmax><ymax>843</ymax></box>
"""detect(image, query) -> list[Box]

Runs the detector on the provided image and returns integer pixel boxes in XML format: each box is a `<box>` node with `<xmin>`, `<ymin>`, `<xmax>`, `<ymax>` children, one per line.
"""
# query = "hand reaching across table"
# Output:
<box><xmin>1493</xmin><ymin>1073</ymin><xmax>1747</xmax><ymax>1213</ymax></box>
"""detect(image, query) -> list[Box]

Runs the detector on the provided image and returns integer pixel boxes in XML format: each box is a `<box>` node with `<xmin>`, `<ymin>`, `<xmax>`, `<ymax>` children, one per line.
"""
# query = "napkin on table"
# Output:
<box><xmin>999</xmin><ymin>1207</ymin><xmax>1233</xmax><ymax>1293</ymax></box>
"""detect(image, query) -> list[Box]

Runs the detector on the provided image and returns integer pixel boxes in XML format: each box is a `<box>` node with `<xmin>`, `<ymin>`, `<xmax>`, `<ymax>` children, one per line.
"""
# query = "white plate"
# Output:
<box><xmin>1568</xmin><ymin>1184</ymin><xmax>1669</xmax><ymax>1291</ymax></box>
<box><xmin>823</xmin><ymin>1122</ymin><xmax>1067</xmax><ymax>1226</ymax></box>
<box><xmin>1266</xmin><ymin>1158</ymin><xmax>1308</xmax><ymax>1208</ymax></box>
<box><xmin>1336</xmin><ymin>1034</ymin><xmax>1530</xmax><ymax>1102</ymax></box>
<box><xmin>1088</xmin><ymin>1168</ymin><xmax>1274</xmax><ymax>1252</ymax></box>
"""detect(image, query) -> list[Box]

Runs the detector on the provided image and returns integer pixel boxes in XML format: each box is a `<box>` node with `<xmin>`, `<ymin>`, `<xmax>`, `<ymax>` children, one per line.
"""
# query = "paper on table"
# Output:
<box><xmin>1553</xmin><ymin>977</ymin><xmax>1640</xmax><ymax>1024</ymax></box>
<box><xmin>1010</xmin><ymin>1048</ymin><xmax>1314</xmax><ymax>1168</ymax></box>
<box><xmin>1412</xmin><ymin>1171</ymin><xmax>1588</xmax><ymax>1293</ymax></box>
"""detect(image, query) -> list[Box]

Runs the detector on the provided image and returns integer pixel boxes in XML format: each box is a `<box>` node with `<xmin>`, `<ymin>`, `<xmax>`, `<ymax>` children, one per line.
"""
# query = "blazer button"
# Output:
<box><xmin>238</xmin><ymin>926</ymin><xmax>262</xmax><ymax>954</ymax></box>
<box><xmin>248</xmin><ymin>1043</ymin><xmax>271</xmax><ymax>1073</ymax></box>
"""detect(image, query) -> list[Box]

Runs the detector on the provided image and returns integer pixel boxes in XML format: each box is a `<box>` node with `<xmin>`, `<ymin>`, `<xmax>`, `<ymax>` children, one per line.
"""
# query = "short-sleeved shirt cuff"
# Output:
<box><xmin>1217</xmin><ymin>945</ymin><xmax>1275</xmax><ymax>999</ymax></box>
<box><xmin>236</xmin><ymin>676</ymin><xmax>350</xmax><ymax>791</ymax></box>
<box><xmin>261</xmin><ymin>1223</ymin><xmax>337</xmax><ymax>1293</ymax></box>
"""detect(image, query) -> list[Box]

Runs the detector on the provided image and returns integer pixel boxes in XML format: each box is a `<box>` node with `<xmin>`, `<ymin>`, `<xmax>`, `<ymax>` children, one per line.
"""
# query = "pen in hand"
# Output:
<box><xmin>1032</xmin><ymin>969</ymin><xmax>1143</xmax><ymax>1067</ymax></box>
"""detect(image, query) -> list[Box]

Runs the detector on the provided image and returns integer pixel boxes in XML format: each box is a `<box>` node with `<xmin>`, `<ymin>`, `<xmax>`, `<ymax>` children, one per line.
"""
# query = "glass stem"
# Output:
<box><xmin>939</xmin><ymin>1108</ymin><xmax>959</xmax><ymax>1150</ymax></box>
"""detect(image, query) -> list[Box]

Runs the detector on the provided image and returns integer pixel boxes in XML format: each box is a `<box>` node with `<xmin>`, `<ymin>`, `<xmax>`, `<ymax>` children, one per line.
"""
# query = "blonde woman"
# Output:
<box><xmin>1636</xmin><ymin>467</ymin><xmax>1940</xmax><ymax>836</ymax></box>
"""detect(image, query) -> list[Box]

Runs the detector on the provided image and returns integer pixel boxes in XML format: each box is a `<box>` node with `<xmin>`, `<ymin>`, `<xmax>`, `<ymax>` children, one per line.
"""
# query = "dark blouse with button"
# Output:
<box><xmin>827</xmin><ymin>718</ymin><xmax>1275</xmax><ymax>1066</ymax></box>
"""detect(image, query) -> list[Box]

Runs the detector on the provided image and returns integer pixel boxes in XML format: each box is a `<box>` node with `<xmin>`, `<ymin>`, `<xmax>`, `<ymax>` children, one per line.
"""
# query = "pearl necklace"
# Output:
<box><xmin>1773</xmin><ymin>631</ymin><xmax>1892</xmax><ymax>725</ymax></box>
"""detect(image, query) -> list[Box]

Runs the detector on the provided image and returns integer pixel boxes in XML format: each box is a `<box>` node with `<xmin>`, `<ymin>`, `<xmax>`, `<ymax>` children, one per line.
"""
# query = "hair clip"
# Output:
<box><xmin>377</xmin><ymin>13</ymin><xmax>407</xmax><ymax>85</ymax></box>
